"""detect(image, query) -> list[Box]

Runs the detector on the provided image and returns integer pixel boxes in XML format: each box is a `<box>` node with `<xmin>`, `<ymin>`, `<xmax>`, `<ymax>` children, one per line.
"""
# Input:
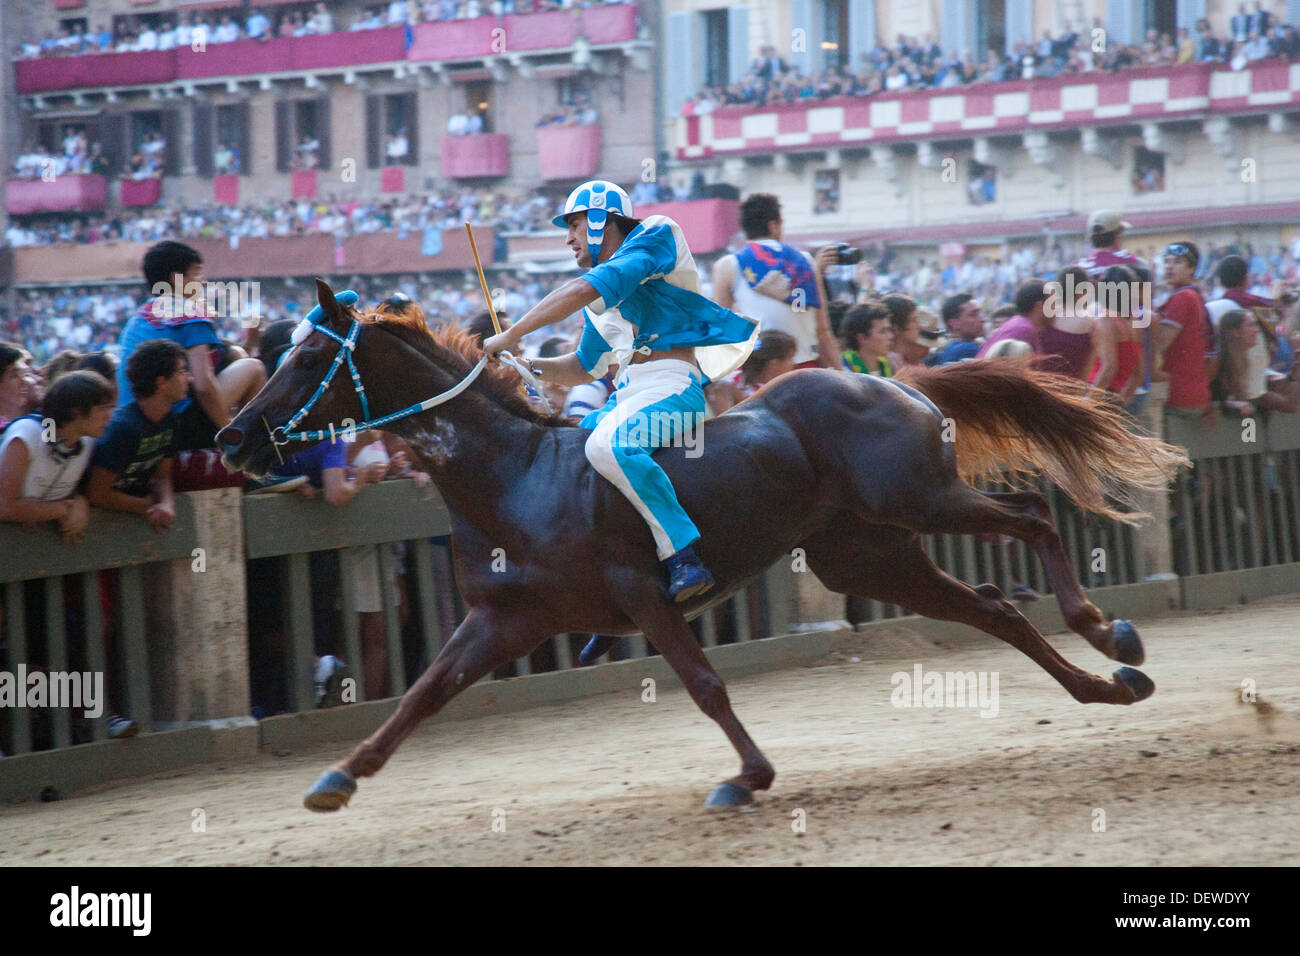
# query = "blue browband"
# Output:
<box><xmin>270</xmin><ymin>290</ymin><xmax>490</xmax><ymax>450</ymax></box>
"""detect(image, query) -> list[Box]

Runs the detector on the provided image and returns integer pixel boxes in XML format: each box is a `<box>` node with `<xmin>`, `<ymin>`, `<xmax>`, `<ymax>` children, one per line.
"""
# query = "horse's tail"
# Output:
<box><xmin>896</xmin><ymin>358</ymin><xmax>1190</xmax><ymax>524</ymax></box>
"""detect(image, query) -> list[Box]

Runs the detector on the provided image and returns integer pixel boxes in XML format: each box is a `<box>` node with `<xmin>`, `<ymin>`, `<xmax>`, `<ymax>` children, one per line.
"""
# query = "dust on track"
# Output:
<box><xmin>3</xmin><ymin>598</ymin><xmax>1297</xmax><ymax>866</ymax></box>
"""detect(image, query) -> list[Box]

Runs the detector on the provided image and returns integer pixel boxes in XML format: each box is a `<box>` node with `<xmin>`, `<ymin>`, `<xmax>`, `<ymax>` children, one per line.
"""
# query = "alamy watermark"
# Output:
<box><xmin>1044</xmin><ymin>273</ymin><xmax>1153</xmax><ymax>327</ymax></box>
<box><xmin>0</xmin><ymin>666</ymin><xmax>103</xmax><ymax>718</ymax></box>
<box><xmin>608</xmin><ymin>410</ymin><xmax>705</xmax><ymax>459</ymax></box>
<box><xmin>151</xmin><ymin>278</ymin><xmax>262</xmax><ymax>327</ymax></box>
<box><xmin>890</xmin><ymin>663</ymin><xmax>999</xmax><ymax>718</ymax></box>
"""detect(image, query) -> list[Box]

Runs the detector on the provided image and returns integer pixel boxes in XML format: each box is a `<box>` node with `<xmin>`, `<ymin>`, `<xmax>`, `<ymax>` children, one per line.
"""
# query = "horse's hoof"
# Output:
<box><xmin>1114</xmin><ymin>666</ymin><xmax>1155</xmax><ymax>704</ymax></box>
<box><xmin>304</xmin><ymin>769</ymin><xmax>357</xmax><ymax>812</ymax></box>
<box><xmin>704</xmin><ymin>782</ymin><xmax>753</xmax><ymax>808</ymax></box>
<box><xmin>1110</xmin><ymin>619</ymin><xmax>1145</xmax><ymax>666</ymax></box>
<box><xmin>578</xmin><ymin>634</ymin><xmax>617</xmax><ymax>666</ymax></box>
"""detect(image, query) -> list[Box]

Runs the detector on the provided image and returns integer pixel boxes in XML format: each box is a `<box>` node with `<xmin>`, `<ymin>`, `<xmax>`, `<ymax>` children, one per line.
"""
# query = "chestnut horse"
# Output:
<box><xmin>219</xmin><ymin>280</ymin><xmax>1188</xmax><ymax>811</ymax></box>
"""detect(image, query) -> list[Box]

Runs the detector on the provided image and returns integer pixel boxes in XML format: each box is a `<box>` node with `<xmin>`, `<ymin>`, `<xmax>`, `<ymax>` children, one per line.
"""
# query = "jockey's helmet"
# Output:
<box><xmin>552</xmin><ymin>180</ymin><xmax>635</xmax><ymax>262</ymax></box>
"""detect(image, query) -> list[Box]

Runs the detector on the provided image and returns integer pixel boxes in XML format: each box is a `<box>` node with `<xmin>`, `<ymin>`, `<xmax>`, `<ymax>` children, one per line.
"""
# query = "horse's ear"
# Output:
<box><xmin>315</xmin><ymin>278</ymin><xmax>347</xmax><ymax>331</ymax></box>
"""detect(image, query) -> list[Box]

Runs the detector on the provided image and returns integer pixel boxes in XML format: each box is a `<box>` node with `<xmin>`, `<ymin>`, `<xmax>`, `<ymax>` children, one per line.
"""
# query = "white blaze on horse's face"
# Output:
<box><xmin>409</xmin><ymin>421</ymin><xmax>458</xmax><ymax>469</ymax></box>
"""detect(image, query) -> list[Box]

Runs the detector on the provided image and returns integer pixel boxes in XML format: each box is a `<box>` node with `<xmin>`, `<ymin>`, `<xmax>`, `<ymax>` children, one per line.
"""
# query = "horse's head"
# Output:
<box><xmin>220</xmin><ymin>278</ymin><xmax>385</xmax><ymax>477</ymax></box>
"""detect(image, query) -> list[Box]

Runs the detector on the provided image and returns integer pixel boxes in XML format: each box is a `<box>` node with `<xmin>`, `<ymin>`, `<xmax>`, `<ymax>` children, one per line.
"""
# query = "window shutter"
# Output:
<box><xmin>102</xmin><ymin>114</ymin><xmax>126</xmax><ymax>174</ymax></box>
<box><xmin>275</xmin><ymin>100</ymin><xmax>292</xmax><ymax>173</ymax></box>
<box><xmin>727</xmin><ymin>7</ymin><xmax>749</xmax><ymax>84</ymax></box>
<box><xmin>848</xmin><ymin>0</ymin><xmax>876</xmax><ymax>63</ymax></box>
<box><xmin>788</xmin><ymin>0</ymin><xmax>812</xmax><ymax>75</ymax></box>
<box><xmin>316</xmin><ymin>97</ymin><xmax>332</xmax><ymax>171</ymax></box>
<box><xmin>664</xmin><ymin>10</ymin><xmax>695</xmax><ymax>115</ymax></box>
<box><xmin>404</xmin><ymin>92</ymin><xmax>419</xmax><ymax>166</ymax></box>
<box><xmin>365</xmin><ymin>95</ymin><xmax>382</xmax><ymax>169</ymax></box>
<box><xmin>192</xmin><ymin>105</ymin><xmax>212</xmax><ymax>177</ymax></box>
<box><xmin>162</xmin><ymin>109</ymin><xmax>180</xmax><ymax>176</ymax></box>
<box><xmin>237</xmin><ymin>102</ymin><xmax>251</xmax><ymax>176</ymax></box>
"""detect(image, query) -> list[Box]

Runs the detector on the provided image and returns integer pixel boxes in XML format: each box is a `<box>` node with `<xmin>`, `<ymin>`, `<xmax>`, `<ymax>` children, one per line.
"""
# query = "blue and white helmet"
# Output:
<box><xmin>552</xmin><ymin>180</ymin><xmax>635</xmax><ymax>261</ymax></box>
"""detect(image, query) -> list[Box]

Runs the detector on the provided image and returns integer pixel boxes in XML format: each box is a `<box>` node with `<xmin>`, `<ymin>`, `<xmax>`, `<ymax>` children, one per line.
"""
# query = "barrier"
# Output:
<box><xmin>2</xmin><ymin>414</ymin><xmax>1297</xmax><ymax>787</ymax></box>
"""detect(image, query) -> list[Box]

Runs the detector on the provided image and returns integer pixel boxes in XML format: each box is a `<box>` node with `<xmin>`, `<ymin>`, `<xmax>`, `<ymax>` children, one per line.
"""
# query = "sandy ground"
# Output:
<box><xmin>2</xmin><ymin>597</ymin><xmax>1298</xmax><ymax>866</ymax></box>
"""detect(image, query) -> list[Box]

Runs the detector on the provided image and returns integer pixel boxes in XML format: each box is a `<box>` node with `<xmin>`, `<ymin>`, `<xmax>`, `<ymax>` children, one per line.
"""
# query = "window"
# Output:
<box><xmin>276</xmin><ymin>100</ymin><xmax>331</xmax><ymax>172</ymax></box>
<box><xmin>976</xmin><ymin>0</ymin><xmax>1007</xmax><ymax>60</ymax></box>
<box><xmin>125</xmin><ymin>110</ymin><xmax>178</xmax><ymax>177</ymax></box>
<box><xmin>365</xmin><ymin>93</ymin><xmax>419</xmax><ymax>167</ymax></box>
<box><xmin>966</xmin><ymin>159</ymin><xmax>996</xmax><ymax>205</ymax></box>
<box><xmin>814</xmin><ymin>169</ymin><xmax>840</xmax><ymax>214</ymax></box>
<box><xmin>466</xmin><ymin>80</ymin><xmax>493</xmax><ymax>134</ymax></box>
<box><xmin>702</xmin><ymin>9</ymin><xmax>729</xmax><ymax>90</ymax></box>
<box><xmin>1144</xmin><ymin>0</ymin><xmax>1177</xmax><ymax>43</ymax></box>
<box><xmin>1132</xmin><ymin>145</ymin><xmax>1165</xmax><ymax>193</ymax></box>
<box><xmin>193</xmin><ymin>103</ymin><xmax>249</xmax><ymax>177</ymax></box>
<box><xmin>820</xmin><ymin>0</ymin><xmax>849</xmax><ymax>72</ymax></box>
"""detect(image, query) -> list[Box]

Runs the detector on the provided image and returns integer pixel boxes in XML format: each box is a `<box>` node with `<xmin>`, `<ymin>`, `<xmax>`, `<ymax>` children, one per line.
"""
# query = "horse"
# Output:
<box><xmin>218</xmin><ymin>280</ymin><xmax>1189</xmax><ymax>811</ymax></box>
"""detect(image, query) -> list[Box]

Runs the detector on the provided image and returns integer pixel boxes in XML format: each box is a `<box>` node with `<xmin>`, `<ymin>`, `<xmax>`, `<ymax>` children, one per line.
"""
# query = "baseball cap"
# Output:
<box><xmin>1087</xmin><ymin>209</ymin><xmax>1132</xmax><ymax>235</ymax></box>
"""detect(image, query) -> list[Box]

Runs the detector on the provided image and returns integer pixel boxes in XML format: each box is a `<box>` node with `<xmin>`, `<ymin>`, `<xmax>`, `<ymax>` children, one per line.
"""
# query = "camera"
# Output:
<box><xmin>834</xmin><ymin>243</ymin><xmax>864</xmax><ymax>265</ymax></box>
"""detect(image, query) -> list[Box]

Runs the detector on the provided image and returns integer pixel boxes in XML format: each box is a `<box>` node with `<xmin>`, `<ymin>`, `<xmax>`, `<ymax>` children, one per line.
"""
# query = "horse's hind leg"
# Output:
<box><xmin>617</xmin><ymin>575</ymin><xmax>775</xmax><ymax>807</ymax></box>
<box><xmin>801</xmin><ymin>522</ymin><xmax>1154</xmax><ymax>706</ymax></box>
<box><xmin>304</xmin><ymin>606</ymin><xmax>549</xmax><ymax>811</ymax></box>
<box><xmin>913</xmin><ymin>485</ymin><xmax>1145</xmax><ymax>667</ymax></box>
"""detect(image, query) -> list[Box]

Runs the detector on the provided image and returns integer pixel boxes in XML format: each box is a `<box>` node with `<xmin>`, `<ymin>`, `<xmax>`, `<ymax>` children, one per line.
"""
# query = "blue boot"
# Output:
<box><xmin>664</xmin><ymin>545</ymin><xmax>715</xmax><ymax>603</ymax></box>
<box><xmin>579</xmin><ymin>634</ymin><xmax>618</xmax><ymax>665</ymax></box>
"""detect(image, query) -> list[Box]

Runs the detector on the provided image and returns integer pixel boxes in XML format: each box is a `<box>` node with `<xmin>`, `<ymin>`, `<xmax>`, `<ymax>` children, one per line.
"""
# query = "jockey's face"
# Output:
<box><xmin>564</xmin><ymin>212</ymin><xmax>621</xmax><ymax>269</ymax></box>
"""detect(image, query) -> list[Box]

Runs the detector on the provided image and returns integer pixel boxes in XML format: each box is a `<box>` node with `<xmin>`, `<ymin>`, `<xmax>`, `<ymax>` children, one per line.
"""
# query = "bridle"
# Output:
<box><xmin>267</xmin><ymin>292</ymin><xmax>547</xmax><ymax>455</ymax></box>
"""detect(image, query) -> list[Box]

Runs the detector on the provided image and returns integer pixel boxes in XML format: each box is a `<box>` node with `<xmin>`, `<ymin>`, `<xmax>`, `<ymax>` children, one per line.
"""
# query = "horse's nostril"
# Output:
<box><xmin>222</xmin><ymin>426</ymin><xmax>245</xmax><ymax>447</ymax></box>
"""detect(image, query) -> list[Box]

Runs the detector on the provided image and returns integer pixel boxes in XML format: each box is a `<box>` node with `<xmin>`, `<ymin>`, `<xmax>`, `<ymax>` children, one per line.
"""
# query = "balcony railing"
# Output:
<box><xmin>15</xmin><ymin>6</ymin><xmax>639</xmax><ymax>95</ymax></box>
<box><xmin>5</xmin><ymin>174</ymin><xmax>107</xmax><ymax>215</ymax></box>
<box><xmin>536</xmin><ymin>124</ymin><xmax>601</xmax><ymax>181</ymax></box>
<box><xmin>677</xmin><ymin>59</ymin><xmax>1300</xmax><ymax>159</ymax></box>
<box><xmin>440</xmin><ymin>134</ymin><xmax>510</xmax><ymax>179</ymax></box>
<box><xmin>633</xmin><ymin>198</ymin><xmax>738</xmax><ymax>254</ymax></box>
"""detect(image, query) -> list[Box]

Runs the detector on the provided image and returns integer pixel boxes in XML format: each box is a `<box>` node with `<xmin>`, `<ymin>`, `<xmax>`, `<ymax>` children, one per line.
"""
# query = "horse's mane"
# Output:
<box><xmin>355</xmin><ymin>300</ymin><xmax>572</xmax><ymax>427</ymax></box>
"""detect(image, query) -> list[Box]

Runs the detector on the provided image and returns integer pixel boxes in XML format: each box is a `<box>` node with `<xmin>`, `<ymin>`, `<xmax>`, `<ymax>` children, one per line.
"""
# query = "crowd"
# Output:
<box><xmin>2</xmin><ymin>188</ymin><xmax>560</xmax><ymax>248</ymax></box>
<box><xmin>15</xmin><ymin>0</ymin><xmax>631</xmax><ymax>58</ymax></box>
<box><xmin>682</xmin><ymin>5</ymin><xmax>1298</xmax><ymax>115</ymax></box>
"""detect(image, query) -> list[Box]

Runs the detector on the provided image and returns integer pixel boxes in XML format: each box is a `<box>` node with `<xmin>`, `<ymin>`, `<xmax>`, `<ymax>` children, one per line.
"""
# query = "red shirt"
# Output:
<box><xmin>1159</xmin><ymin>287</ymin><xmax>1212</xmax><ymax>409</ymax></box>
<box><xmin>1075</xmin><ymin>248</ymin><xmax>1146</xmax><ymax>280</ymax></box>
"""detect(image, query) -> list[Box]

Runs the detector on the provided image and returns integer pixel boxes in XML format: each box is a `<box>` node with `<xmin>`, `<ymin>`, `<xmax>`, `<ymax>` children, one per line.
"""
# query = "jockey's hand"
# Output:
<box><xmin>482</xmin><ymin>329</ymin><xmax>521</xmax><ymax>362</ymax></box>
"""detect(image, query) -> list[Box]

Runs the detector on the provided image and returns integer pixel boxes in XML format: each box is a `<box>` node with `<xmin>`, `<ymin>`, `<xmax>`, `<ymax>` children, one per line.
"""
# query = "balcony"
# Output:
<box><xmin>6</xmin><ymin>226</ymin><xmax>498</xmax><ymax>284</ymax></box>
<box><xmin>440</xmin><ymin>134</ymin><xmax>510</xmax><ymax>179</ymax></box>
<box><xmin>676</xmin><ymin>59</ymin><xmax>1300</xmax><ymax>159</ymax></box>
<box><xmin>14</xmin><ymin>6</ymin><xmax>639</xmax><ymax>96</ymax></box>
<box><xmin>633</xmin><ymin>199</ymin><xmax>738</xmax><ymax>255</ymax></box>
<box><xmin>5</xmin><ymin>174</ymin><xmax>107</xmax><ymax>215</ymax></box>
<box><xmin>536</xmin><ymin>125</ymin><xmax>601</xmax><ymax>181</ymax></box>
<box><xmin>408</xmin><ymin>5</ymin><xmax>637</xmax><ymax>61</ymax></box>
<box><xmin>15</xmin><ymin>49</ymin><xmax>175</xmax><ymax>94</ymax></box>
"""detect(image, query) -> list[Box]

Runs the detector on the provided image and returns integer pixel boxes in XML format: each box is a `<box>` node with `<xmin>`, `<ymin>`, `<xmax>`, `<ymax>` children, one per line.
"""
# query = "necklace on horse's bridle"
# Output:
<box><xmin>266</xmin><ymin>297</ymin><xmax>549</xmax><ymax>457</ymax></box>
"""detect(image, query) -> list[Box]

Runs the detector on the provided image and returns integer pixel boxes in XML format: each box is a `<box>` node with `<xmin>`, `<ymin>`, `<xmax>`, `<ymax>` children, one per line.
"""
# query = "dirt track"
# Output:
<box><xmin>3</xmin><ymin>598</ymin><xmax>1298</xmax><ymax>866</ymax></box>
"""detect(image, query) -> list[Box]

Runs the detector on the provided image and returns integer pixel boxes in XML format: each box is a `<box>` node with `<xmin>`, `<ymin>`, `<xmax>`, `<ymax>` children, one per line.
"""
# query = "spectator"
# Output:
<box><xmin>0</xmin><ymin>370</ymin><xmax>114</xmax><ymax>541</ymax></box>
<box><xmin>1156</xmin><ymin>241</ymin><xmax>1217</xmax><ymax>424</ymax></box>
<box><xmin>979</xmin><ymin>279</ymin><xmax>1051</xmax><ymax>357</ymax></box>
<box><xmin>247</xmin><ymin>8</ymin><xmax>271</xmax><ymax>40</ymax></box>
<box><xmin>929</xmin><ymin>293</ymin><xmax>984</xmax><ymax>364</ymax></box>
<box><xmin>86</xmin><ymin>339</ymin><xmax>185</xmax><ymax>534</ymax></box>
<box><xmin>1207</xmin><ymin>255</ymin><xmax>1299</xmax><ymax>412</ymax></box>
<box><xmin>385</xmin><ymin>129</ymin><xmax>409</xmax><ymax>163</ymax></box>
<box><xmin>114</xmin><ymin>241</ymin><xmax>266</xmax><ymax>451</ymax></box>
<box><xmin>0</xmin><ymin>344</ymin><xmax>41</xmax><ymax>428</ymax></box>
<box><xmin>1088</xmin><ymin>265</ymin><xmax>1146</xmax><ymax>403</ymax></box>
<box><xmin>882</xmin><ymin>293</ymin><xmax>929</xmax><ymax>368</ymax></box>
<box><xmin>707</xmin><ymin>329</ymin><xmax>798</xmax><ymax>415</ymax></box>
<box><xmin>711</xmin><ymin>193</ymin><xmax>839</xmax><ymax>370</ymax></box>
<box><xmin>840</xmin><ymin>303</ymin><xmax>895</xmax><ymax>376</ymax></box>
<box><xmin>1039</xmin><ymin>266</ymin><xmax>1095</xmax><ymax>379</ymax></box>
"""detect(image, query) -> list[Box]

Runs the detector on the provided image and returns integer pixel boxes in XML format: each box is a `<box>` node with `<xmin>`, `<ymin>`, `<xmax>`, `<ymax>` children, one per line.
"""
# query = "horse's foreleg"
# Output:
<box><xmin>802</xmin><ymin>523</ymin><xmax>1154</xmax><ymax>707</ymax></box>
<box><xmin>304</xmin><ymin>606</ymin><xmax>548</xmax><ymax>811</ymax></box>
<box><xmin>920</xmin><ymin>486</ymin><xmax>1145</xmax><ymax>667</ymax></box>
<box><xmin>622</xmin><ymin>586</ymin><xmax>774</xmax><ymax>807</ymax></box>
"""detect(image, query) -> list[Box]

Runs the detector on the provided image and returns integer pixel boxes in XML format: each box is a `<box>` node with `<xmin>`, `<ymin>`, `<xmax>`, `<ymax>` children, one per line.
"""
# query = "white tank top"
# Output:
<box><xmin>0</xmin><ymin>417</ymin><xmax>94</xmax><ymax>500</ymax></box>
<box><xmin>727</xmin><ymin>242</ymin><xmax>820</xmax><ymax>365</ymax></box>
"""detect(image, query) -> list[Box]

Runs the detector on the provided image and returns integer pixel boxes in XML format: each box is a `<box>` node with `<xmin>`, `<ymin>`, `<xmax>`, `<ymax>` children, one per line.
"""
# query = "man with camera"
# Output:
<box><xmin>712</xmin><ymin>193</ymin><xmax>843</xmax><ymax>370</ymax></box>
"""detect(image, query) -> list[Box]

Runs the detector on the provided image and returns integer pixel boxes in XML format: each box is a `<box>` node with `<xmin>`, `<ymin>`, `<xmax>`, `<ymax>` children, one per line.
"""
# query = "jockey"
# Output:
<box><xmin>483</xmin><ymin>180</ymin><xmax>758</xmax><ymax>604</ymax></box>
